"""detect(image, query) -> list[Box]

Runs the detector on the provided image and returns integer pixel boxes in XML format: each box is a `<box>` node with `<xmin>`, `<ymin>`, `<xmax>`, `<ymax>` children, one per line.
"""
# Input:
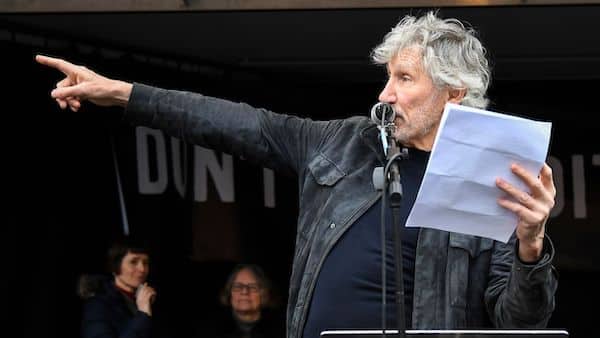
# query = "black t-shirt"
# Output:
<box><xmin>302</xmin><ymin>148</ymin><xmax>429</xmax><ymax>338</ymax></box>
<box><xmin>197</xmin><ymin>308</ymin><xmax>286</xmax><ymax>338</ymax></box>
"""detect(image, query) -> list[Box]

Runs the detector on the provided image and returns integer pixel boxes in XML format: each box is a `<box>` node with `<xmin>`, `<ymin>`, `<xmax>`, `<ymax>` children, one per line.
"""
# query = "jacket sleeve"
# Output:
<box><xmin>484</xmin><ymin>235</ymin><xmax>558</xmax><ymax>327</ymax></box>
<box><xmin>124</xmin><ymin>83</ymin><xmax>343</xmax><ymax>177</ymax></box>
<box><xmin>81</xmin><ymin>297</ymin><xmax>152</xmax><ymax>338</ymax></box>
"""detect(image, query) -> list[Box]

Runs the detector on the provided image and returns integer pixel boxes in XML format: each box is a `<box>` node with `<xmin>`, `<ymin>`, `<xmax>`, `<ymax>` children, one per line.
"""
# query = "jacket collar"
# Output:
<box><xmin>359</xmin><ymin>122</ymin><xmax>386</xmax><ymax>164</ymax></box>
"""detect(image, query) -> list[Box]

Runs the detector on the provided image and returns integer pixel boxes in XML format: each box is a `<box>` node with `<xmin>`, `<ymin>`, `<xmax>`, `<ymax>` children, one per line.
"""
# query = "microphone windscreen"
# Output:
<box><xmin>370</xmin><ymin>102</ymin><xmax>395</xmax><ymax>124</ymax></box>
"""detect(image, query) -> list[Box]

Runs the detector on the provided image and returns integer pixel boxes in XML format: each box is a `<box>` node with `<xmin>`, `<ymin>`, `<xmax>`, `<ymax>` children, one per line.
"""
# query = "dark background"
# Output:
<box><xmin>2</xmin><ymin>5</ymin><xmax>599</xmax><ymax>338</ymax></box>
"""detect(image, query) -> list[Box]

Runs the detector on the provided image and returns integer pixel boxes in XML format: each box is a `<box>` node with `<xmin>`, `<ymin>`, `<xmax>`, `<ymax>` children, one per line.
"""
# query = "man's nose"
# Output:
<box><xmin>378</xmin><ymin>79</ymin><xmax>396</xmax><ymax>103</ymax></box>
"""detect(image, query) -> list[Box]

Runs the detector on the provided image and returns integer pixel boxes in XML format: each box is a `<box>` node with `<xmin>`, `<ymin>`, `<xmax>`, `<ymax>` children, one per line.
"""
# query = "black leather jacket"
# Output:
<box><xmin>125</xmin><ymin>83</ymin><xmax>558</xmax><ymax>338</ymax></box>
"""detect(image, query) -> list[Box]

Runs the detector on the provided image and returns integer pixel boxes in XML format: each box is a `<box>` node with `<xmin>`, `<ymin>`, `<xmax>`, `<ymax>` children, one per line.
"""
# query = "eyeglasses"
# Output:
<box><xmin>231</xmin><ymin>283</ymin><xmax>261</xmax><ymax>293</ymax></box>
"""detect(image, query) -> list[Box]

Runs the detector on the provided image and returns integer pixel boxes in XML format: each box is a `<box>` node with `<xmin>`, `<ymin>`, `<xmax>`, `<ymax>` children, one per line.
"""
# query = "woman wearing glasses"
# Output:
<box><xmin>207</xmin><ymin>264</ymin><xmax>285</xmax><ymax>338</ymax></box>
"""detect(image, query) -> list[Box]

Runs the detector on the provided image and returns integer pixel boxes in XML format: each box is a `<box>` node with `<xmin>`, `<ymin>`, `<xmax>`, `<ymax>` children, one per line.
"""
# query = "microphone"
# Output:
<box><xmin>135</xmin><ymin>283</ymin><xmax>144</xmax><ymax>298</ymax></box>
<box><xmin>136</xmin><ymin>283</ymin><xmax>156</xmax><ymax>304</ymax></box>
<box><xmin>370</xmin><ymin>102</ymin><xmax>395</xmax><ymax>125</ymax></box>
<box><xmin>370</xmin><ymin>102</ymin><xmax>396</xmax><ymax>157</ymax></box>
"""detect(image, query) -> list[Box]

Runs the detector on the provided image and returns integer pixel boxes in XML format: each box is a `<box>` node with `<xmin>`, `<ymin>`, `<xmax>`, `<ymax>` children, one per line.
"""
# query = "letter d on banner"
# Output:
<box><xmin>136</xmin><ymin>127</ymin><xmax>168</xmax><ymax>194</ymax></box>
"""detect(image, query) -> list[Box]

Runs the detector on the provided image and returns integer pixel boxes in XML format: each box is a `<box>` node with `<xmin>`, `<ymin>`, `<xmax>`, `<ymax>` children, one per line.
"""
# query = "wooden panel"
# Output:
<box><xmin>3</xmin><ymin>0</ymin><xmax>600</xmax><ymax>13</ymax></box>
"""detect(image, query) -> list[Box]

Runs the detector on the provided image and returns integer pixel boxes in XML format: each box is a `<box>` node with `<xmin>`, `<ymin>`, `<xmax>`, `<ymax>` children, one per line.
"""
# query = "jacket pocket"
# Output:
<box><xmin>449</xmin><ymin>232</ymin><xmax>494</xmax><ymax>257</ymax></box>
<box><xmin>448</xmin><ymin>232</ymin><xmax>494</xmax><ymax>309</ymax></box>
<box><xmin>308</xmin><ymin>152</ymin><xmax>346</xmax><ymax>186</ymax></box>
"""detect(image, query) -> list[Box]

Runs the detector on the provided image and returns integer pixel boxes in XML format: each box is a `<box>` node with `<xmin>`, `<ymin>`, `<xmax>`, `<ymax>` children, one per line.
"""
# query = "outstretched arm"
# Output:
<box><xmin>36</xmin><ymin>54</ymin><xmax>344</xmax><ymax>176</ymax></box>
<box><xmin>35</xmin><ymin>54</ymin><xmax>133</xmax><ymax>110</ymax></box>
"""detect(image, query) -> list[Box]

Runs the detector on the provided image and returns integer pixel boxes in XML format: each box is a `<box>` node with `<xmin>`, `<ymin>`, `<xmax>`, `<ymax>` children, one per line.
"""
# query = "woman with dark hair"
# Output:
<box><xmin>78</xmin><ymin>238</ymin><xmax>157</xmax><ymax>338</ymax></box>
<box><xmin>206</xmin><ymin>264</ymin><xmax>285</xmax><ymax>338</ymax></box>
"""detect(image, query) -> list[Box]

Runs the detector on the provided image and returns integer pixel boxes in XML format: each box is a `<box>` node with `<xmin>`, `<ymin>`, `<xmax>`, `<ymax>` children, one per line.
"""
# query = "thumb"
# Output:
<box><xmin>51</xmin><ymin>83</ymin><xmax>88</xmax><ymax>100</ymax></box>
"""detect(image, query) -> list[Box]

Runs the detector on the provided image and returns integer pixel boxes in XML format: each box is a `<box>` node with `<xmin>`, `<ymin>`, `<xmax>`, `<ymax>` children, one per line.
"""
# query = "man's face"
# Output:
<box><xmin>114</xmin><ymin>251</ymin><xmax>150</xmax><ymax>292</ymax></box>
<box><xmin>378</xmin><ymin>47</ymin><xmax>455</xmax><ymax>151</ymax></box>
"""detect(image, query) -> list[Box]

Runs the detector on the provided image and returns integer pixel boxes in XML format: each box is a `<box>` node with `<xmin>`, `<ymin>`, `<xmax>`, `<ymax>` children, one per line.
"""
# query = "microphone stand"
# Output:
<box><xmin>371</xmin><ymin>102</ymin><xmax>408</xmax><ymax>338</ymax></box>
<box><xmin>382</xmin><ymin>129</ymin><xmax>409</xmax><ymax>338</ymax></box>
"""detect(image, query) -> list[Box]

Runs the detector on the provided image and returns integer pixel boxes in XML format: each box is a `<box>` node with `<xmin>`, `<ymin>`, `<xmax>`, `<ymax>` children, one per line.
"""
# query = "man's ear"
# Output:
<box><xmin>448</xmin><ymin>87</ymin><xmax>467</xmax><ymax>104</ymax></box>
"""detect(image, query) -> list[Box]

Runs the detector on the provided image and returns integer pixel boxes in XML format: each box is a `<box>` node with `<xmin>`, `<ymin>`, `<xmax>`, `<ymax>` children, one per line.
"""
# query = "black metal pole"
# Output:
<box><xmin>384</xmin><ymin>140</ymin><xmax>408</xmax><ymax>338</ymax></box>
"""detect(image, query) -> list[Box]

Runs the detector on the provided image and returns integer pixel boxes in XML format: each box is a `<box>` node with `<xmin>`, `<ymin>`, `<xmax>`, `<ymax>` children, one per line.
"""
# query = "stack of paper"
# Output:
<box><xmin>405</xmin><ymin>103</ymin><xmax>552</xmax><ymax>243</ymax></box>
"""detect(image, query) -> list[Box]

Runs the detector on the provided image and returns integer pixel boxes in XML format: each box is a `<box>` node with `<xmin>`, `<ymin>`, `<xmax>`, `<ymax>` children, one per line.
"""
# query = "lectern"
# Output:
<box><xmin>321</xmin><ymin>329</ymin><xmax>569</xmax><ymax>338</ymax></box>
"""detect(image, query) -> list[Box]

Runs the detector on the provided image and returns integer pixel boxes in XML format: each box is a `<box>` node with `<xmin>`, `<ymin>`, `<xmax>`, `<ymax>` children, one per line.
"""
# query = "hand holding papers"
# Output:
<box><xmin>405</xmin><ymin>103</ymin><xmax>552</xmax><ymax>243</ymax></box>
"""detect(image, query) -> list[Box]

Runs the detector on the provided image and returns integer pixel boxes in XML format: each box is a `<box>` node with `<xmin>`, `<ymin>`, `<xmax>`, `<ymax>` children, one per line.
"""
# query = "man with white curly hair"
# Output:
<box><xmin>37</xmin><ymin>10</ymin><xmax>557</xmax><ymax>338</ymax></box>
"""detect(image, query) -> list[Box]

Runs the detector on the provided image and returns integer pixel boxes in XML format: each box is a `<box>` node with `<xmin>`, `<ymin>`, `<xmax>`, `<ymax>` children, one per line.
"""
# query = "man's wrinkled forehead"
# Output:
<box><xmin>386</xmin><ymin>47</ymin><xmax>425</xmax><ymax>74</ymax></box>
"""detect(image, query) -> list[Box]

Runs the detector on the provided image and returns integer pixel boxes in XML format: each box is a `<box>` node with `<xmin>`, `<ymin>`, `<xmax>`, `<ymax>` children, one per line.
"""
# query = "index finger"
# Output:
<box><xmin>510</xmin><ymin>163</ymin><xmax>547</xmax><ymax>197</ymax></box>
<box><xmin>35</xmin><ymin>55</ymin><xmax>79</xmax><ymax>76</ymax></box>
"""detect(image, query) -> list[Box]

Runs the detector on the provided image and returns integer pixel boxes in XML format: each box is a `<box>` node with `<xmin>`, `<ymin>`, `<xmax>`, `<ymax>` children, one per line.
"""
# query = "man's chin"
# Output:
<box><xmin>392</xmin><ymin>131</ymin><xmax>409</xmax><ymax>144</ymax></box>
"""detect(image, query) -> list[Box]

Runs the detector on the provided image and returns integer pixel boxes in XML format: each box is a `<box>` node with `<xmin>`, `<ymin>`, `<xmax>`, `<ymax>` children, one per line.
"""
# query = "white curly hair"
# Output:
<box><xmin>371</xmin><ymin>11</ymin><xmax>490</xmax><ymax>109</ymax></box>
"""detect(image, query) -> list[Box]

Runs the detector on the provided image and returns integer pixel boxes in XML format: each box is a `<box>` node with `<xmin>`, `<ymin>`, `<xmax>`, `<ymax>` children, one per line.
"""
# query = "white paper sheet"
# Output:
<box><xmin>405</xmin><ymin>103</ymin><xmax>552</xmax><ymax>243</ymax></box>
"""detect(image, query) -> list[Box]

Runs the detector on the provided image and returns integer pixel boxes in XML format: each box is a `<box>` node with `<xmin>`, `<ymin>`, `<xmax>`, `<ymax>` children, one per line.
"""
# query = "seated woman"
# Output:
<box><xmin>78</xmin><ymin>238</ymin><xmax>156</xmax><ymax>338</ymax></box>
<box><xmin>209</xmin><ymin>264</ymin><xmax>285</xmax><ymax>338</ymax></box>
